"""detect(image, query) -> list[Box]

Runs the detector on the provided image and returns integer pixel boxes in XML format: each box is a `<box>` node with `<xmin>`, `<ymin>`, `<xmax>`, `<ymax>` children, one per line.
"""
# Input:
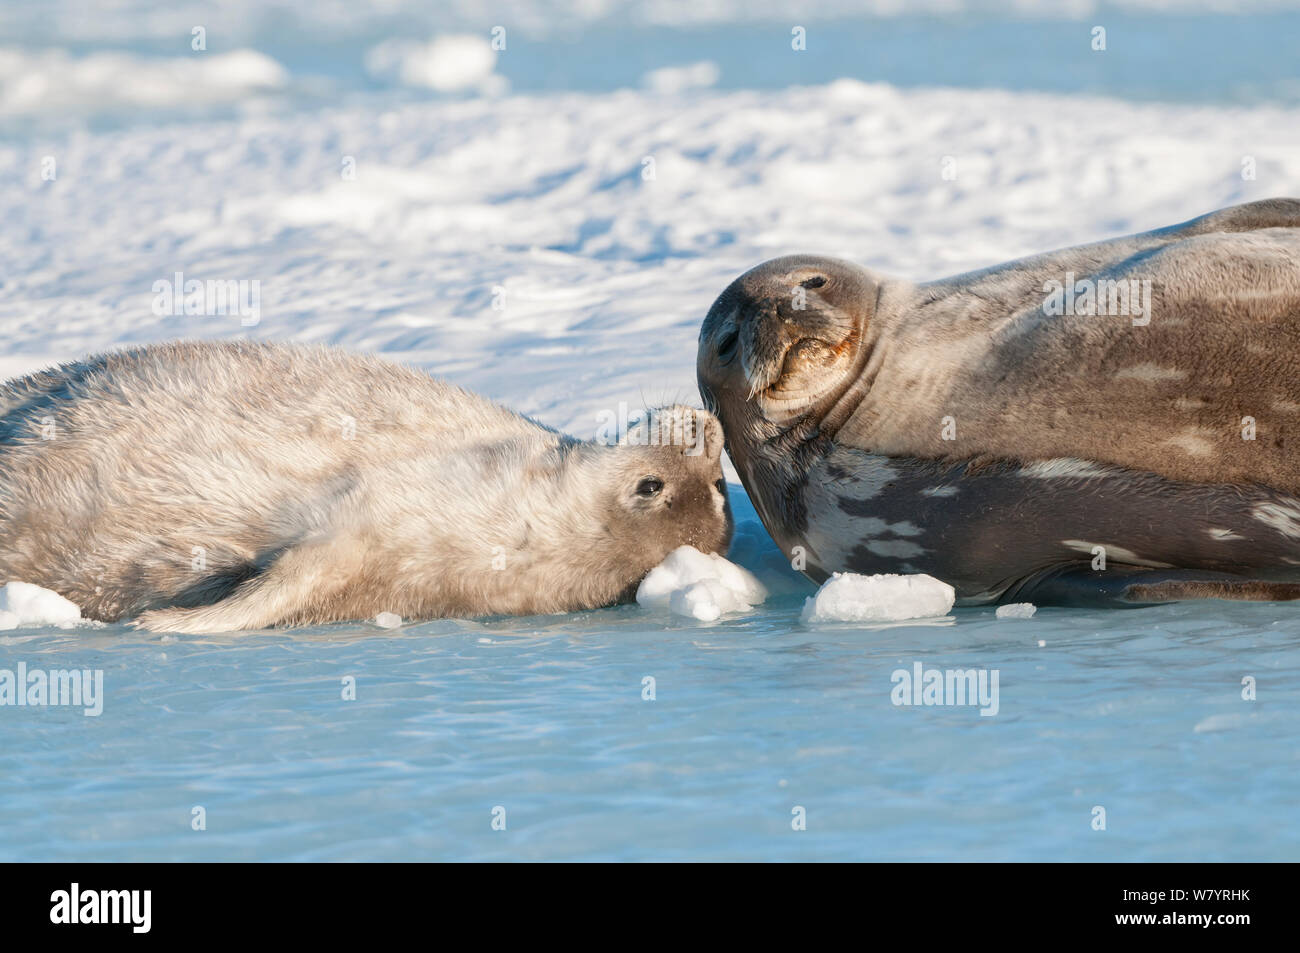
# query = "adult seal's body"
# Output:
<box><xmin>698</xmin><ymin>198</ymin><xmax>1300</xmax><ymax>607</ymax></box>
<box><xmin>0</xmin><ymin>341</ymin><xmax>732</xmax><ymax>631</ymax></box>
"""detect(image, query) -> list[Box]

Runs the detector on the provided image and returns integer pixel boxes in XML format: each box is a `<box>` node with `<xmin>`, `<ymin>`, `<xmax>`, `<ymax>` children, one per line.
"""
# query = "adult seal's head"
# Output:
<box><xmin>697</xmin><ymin>255</ymin><xmax>881</xmax><ymax>453</ymax></box>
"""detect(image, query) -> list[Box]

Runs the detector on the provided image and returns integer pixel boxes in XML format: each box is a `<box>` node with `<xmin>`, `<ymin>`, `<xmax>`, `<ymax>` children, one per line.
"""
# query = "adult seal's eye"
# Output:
<box><xmin>717</xmin><ymin>329</ymin><xmax>738</xmax><ymax>362</ymax></box>
<box><xmin>636</xmin><ymin>477</ymin><xmax>664</xmax><ymax>497</ymax></box>
<box><xmin>800</xmin><ymin>275</ymin><xmax>826</xmax><ymax>289</ymax></box>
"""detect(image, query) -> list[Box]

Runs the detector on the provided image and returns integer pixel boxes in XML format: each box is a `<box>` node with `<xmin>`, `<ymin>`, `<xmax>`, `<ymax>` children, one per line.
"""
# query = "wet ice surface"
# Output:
<box><xmin>4</xmin><ymin>588</ymin><xmax>1298</xmax><ymax>861</ymax></box>
<box><xmin>3</xmin><ymin>493</ymin><xmax>1298</xmax><ymax>862</ymax></box>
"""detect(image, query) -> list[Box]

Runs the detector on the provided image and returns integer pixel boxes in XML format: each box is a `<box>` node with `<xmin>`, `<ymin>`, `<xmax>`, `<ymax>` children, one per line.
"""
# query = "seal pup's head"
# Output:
<box><xmin>697</xmin><ymin>255</ymin><xmax>881</xmax><ymax>458</ymax></box>
<box><xmin>597</xmin><ymin>405</ymin><xmax>733</xmax><ymax>583</ymax></box>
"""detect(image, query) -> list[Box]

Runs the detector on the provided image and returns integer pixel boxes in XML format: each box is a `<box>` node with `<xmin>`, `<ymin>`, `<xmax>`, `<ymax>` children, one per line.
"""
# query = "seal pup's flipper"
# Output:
<box><xmin>133</xmin><ymin>540</ymin><xmax>351</xmax><ymax>633</ymax></box>
<box><xmin>1009</xmin><ymin>566</ymin><xmax>1300</xmax><ymax>609</ymax></box>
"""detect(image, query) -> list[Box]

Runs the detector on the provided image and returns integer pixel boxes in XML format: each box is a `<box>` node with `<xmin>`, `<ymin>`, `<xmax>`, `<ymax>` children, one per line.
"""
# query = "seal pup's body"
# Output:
<box><xmin>698</xmin><ymin>198</ymin><xmax>1300</xmax><ymax>607</ymax></box>
<box><xmin>0</xmin><ymin>341</ymin><xmax>732</xmax><ymax>631</ymax></box>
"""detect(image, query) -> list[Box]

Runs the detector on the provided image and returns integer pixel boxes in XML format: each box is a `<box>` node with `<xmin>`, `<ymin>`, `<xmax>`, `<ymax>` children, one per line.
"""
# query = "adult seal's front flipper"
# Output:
<box><xmin>1006</xmin><ymin>566</ymin><xmax>1300</xmax><ymax>609</ymax></box>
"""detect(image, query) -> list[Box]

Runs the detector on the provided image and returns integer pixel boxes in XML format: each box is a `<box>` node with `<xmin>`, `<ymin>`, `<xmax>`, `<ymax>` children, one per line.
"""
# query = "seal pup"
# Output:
<box><xmin>0</xmin><ymin>341</ymin><xmax>732</xmax><ymax>631</ymax></box>
<box><xmin>697</xmin><ymin>197</ymin><xmax>1300</xmax><ymax>607</ymax></box>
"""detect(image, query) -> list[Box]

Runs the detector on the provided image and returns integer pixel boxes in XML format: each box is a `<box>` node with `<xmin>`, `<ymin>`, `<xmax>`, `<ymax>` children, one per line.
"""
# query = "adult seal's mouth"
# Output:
<box><xmin>698</xmin><ymin>254</ymin><xmax>883</xmax><ymax>437</ymax></box>
<box><xmin>748</xmin><ymin>332</ymin><xmax>871</xmax><ymax>436</ymax></box>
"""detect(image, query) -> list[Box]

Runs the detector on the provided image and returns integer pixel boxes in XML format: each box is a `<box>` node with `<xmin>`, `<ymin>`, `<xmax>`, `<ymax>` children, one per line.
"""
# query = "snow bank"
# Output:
<box><xmin>0</xmin><ymin>582</ymin><xmax>83</xmax><ymax>629</ymax></box>
<box><xmin>801</xmin><ymin>572</ymin><xmax>955</xmax><ymax>624</ymax></box>
<box><xmin>637</xmin><ymin>545</ymin><xmax>767</xmax><ymax>621</ymax></box>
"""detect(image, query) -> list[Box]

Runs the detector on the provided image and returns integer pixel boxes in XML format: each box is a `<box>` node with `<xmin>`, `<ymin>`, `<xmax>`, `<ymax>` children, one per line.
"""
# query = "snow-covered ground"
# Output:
<box><xmin>6</xmin><ymin>81</ymin><xmax>1299</xmax><ymax>446</ymax></box>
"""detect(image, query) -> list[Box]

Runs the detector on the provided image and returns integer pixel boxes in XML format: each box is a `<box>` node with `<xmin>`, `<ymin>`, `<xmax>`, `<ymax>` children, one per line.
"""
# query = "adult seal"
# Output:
<box><xmin>697</xmin><ymin>198</ymin><xmax>1300</xmax><ymax>607</ymax></box>
<box><xmin>0</xmin><ymin>341</ymin><xmax>732</xmax><ymax>631</ymax></box>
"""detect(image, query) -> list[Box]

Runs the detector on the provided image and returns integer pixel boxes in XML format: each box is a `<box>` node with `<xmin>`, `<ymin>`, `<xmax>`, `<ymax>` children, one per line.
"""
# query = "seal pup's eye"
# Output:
<box><xmin>800</xmin><ymin>275</ymin><xmax>826</xmax><ymax>289</ymax></box>
<box><xmin>636</xmin><ymin>477</ymin><xmax>664</xmax><ymax>498</ymax></box>
<box><xmin>716</xmin><ymin>329</ymin><xmax>739</xmax><ymax>363</ymax></box>
<box><xmin>714</xmin><ymin>478</ymin><xmax>726</xmax><ymax>495</ymax></box>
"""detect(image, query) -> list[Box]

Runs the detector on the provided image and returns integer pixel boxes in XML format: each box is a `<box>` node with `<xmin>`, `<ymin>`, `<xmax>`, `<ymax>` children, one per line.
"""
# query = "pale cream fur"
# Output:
<box><xmin>0</xmin><ymin>341</ymin><xmax>731</xmax><ymax>632</ymax></box>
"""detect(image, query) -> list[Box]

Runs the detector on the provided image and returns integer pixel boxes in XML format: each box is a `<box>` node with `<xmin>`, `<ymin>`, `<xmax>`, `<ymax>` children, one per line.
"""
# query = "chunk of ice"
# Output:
<box><xmin>637</xmin><ymin>545</ymin><xmax>767</xmax><ymax>621</ymax></box>
<box><xmin>801</xmin><ymin>572</ymin><xmax>955</xmax><ymax>624</ymax></box>
<box><xmin>0</xmin><ymin>581</ymin><xmax>83</xmax><ymax>629</ymax></box>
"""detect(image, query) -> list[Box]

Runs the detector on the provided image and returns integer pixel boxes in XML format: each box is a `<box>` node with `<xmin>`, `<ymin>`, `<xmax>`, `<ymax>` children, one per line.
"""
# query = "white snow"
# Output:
<box><xmin>801</xmin><ymin>573</ymin><xmax>956</xmax><ymax>624</ymax></box>
<box><xmin>0</xmin><ymin>582</ymin><xmax>83</xmax><ymax>629</ymax></box>
<box><xmin>642</xmin><ymin>61</ymin><xmax>720</xmax><ymax>95</ymax></box>
<box><xmin>637</xmin><ymin>545</ymin><xmax>767</xmax><ymax>621</ymax></box>
<box><xmin>996</xmin><ymin>603</ymin><xmax>1038</xmax><ymax>619</ymax></box>
<box><xmin>365</xmin><ymin>34</ymin><xmax>505</xmax><ymax>94</ymax></box>
<box><xmin>0</xmin><ymin>48</ymin><xmax>287</xmax><ymax>119</ymax></box>
<box><xmin>5</xmin><ymin>80</ymin><xmax>1297</xmax><ymax>452</ymax></box>
<box><xmin>374</xmin><ymin>612</ymin><xmax>403</xmax><ymax>629</ymax></box>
